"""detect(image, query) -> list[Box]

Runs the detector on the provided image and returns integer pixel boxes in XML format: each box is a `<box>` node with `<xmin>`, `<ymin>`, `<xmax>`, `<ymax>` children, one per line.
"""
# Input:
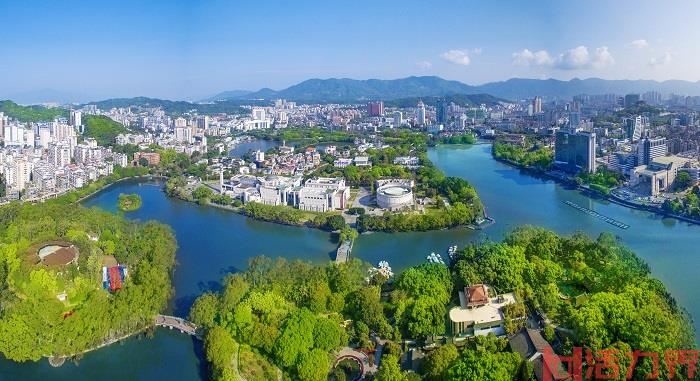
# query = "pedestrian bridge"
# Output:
<box><xmin>155</xmin><ymin>314</ymin><xmax>201</xmax><ymax>339</ymax></box>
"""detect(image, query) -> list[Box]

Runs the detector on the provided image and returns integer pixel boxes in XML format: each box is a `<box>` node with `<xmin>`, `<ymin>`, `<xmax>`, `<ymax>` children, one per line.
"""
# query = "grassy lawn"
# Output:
<box><xmin>239</xmin><ymin>345</ymin><xmax>279</xmax><ymax>381</ymax></box>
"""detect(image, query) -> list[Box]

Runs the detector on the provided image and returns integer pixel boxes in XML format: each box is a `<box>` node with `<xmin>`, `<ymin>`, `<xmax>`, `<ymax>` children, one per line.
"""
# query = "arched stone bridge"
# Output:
<box><xmin>155</xmin><ymin>314</ymin><xmax>202</xmax><ymax>339</ymax></box>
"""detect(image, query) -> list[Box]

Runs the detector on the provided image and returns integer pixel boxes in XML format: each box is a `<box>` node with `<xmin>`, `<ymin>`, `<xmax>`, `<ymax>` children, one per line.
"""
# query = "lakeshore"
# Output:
<box><xmin>3</xmin><ymin>144</ymin><xmax>700</xmax><ymax>380</ymax></box>
<box><xmin>491</xmin><ymin>148</ymin><xmax>700</xmax><ymax>226</ymax></box>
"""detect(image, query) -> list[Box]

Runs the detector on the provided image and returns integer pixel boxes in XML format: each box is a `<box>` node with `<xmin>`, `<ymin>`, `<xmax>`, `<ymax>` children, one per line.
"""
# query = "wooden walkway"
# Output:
<box><xmin>155</xmin><ymin>314</ymin><xmax>201</xmax><ymax>339</ymax></box>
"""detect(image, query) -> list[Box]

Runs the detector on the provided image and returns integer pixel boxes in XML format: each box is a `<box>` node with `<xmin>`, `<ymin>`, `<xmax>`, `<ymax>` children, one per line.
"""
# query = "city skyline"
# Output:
<box><xmin>3</xmin><ymin>0</ymin><xmax>700</xmax><ymax>102</ymax></box>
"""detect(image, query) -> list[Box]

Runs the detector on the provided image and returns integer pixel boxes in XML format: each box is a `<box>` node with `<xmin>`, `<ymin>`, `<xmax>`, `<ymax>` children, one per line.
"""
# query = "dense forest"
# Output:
<box><xmin>492</xmin><ymin>141</ymin><xmax>553</xmax><ymax>170</ymax></box>
<box><xmin>576</xmin><ymin>167</ymin><xmax>624</xmax><ymax>195</ymax></box>
<box><xmin>193</xmin><ymin>227</ymin><xmax>694</xmax><ymax>380</ymax></box>
<box><xmin>0</xmin><ymin>202</ymin><xmax>177</xmax><ymax>361</ymax></box>
<box><xmin>663</xmin><ymin>186</ymin><xmax>700</xmax><ymax>218</ymax></box>
<box><xmin>82</xmin><ymin>115</ymin><xmax>129</xmax><ymax>146</ymax></box>
<box><xmin>117</xmin><ymin>193</ymin><xmax>142</xmax><ymax>212</ymax></box>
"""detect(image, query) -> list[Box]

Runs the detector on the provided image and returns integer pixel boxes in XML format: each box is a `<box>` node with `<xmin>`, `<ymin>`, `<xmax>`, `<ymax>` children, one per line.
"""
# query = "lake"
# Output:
<box><xmin>2</xmin><ymin>143</ymin><xmax>699</xmax><ymax>380</ymax></box>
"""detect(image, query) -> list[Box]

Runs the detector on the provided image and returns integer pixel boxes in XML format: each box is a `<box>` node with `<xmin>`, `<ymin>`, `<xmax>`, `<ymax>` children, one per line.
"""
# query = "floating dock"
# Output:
<box><xmin>563</xmin><ymin>200</ymin><xmax>629</xmax><ymax>229</ymax></box>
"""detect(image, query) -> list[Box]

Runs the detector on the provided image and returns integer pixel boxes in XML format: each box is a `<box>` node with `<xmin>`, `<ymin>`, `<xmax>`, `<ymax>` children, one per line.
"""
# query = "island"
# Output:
<box><xmin>163</xmin><ymin>129</ymin><xmax>486</xmax><ymax>234</ymax></box>
<box><xmin>0</xmin><ymin>200</ymin><xmax>176</xmax><ymax>362</ymax></box>
<box><xmin>191</xmin><ymin>226</ymin><xmax>694</xmax><ymax>381</ymax></box>
<box><xmin>117</xmin><ymin>193</ymin><xmax>142</xmax><ymax>212</ymax></box>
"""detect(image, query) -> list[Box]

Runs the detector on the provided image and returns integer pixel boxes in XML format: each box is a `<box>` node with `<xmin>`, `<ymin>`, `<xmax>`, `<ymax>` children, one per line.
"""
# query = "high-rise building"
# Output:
<box><xmin>416</xmin><ymin>100</ymin><xmax>426</xmax><ymax>125</ymax></box>
<box><xmin>196</xmin><ymin>115</ymin><xmax>209</xmax><ymax>130</ymax></box>
<box><xmin>69</xmin><ymin>110</ymin><xmax>82</xmax><ymax>127</ymax></box>
<box><xmin>624</xmin><ymin>116</ymin><xmax>648</xmax><ymax>142</ymax></box>
<box><xmin>637</xmin><ymin>137</ymin><xmax>667</xmax><ymax>166</ymax></box>
<box><xmin>680</xmin><ymin>114</ymin><xmax>695</xmax><ymax>127</ymax></box>
<box><xmin>38</xmin><ymin>127</ymin><xmax>52</xmax><ymax>148</ymax></box>
<box><xmin>48</xmin><ymin>142</ymin><xmax>71</xmax><ymax>167</ymax></box>
<box><xmin>393</xmin><ymin>111</ymin><xmax>403</xmax><ymax>127</ymax></box>
<box><xmin>252</xmin><ymin>107</ymin><xmax>266</xmax><ymax>120</ymax></box>
<box><xmin>5</xmin><ymin>157</ymin><xmax>30</xmax><ymax>191</ymax></box>
<box><xmin>174</xmin><ymin>127</ymin><xmax>193</xmax><ymax>143</ymax></box>
<box><xmin>532</xmin><ymin>96</ymin><xmax>542</xmax><ymax>114</ymax></box>
<box><xmin>174</xmin><ymin>117</ymin><xmax>187</xmax><ymax>128</ymax></box>
<box><xmin>554</xmin><ymin>130</ymin><xmax>596</xmax><ymax>173</ymax></box>
<box><xmin>367</xmin><ymin>101</ymin><xmax>384</xmax><ymax>117</ymax></box>
<box><xmin>4</xmin><ymin>125</ymin><xmax>25</xmax><ymax>146</ymax></box>
<box><xmin>568</xmin><ymin>112</ymin><xmax>581</xmax><ymax>129</ymax></box>
<box><xmin>624</xmin><ymin>94</ymin><xmax>641</xmax><ymax>108</ymax></box>
<box><xmin>642</xmin><ymin>91</ymin><xmax>662</xmax><ymax>105</ymax></box>
<box><xmin>436</xmin><ymin>99</ymin><xmax>449</xmax><ymax>124</ymax></box>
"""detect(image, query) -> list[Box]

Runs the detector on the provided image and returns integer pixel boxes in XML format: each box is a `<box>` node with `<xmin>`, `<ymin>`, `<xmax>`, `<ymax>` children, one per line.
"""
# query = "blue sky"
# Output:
<box><xmin>1</xmin><ymin>0</ymin><xmax>699</xmax><ymax>101</ymax></box>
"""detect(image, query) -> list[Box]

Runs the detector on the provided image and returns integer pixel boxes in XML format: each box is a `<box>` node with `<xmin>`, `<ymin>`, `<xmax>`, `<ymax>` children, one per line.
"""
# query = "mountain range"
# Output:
<box><xmin>208</xmin><ymin>76</ymin><xmax>700</xmax><ymax>103</ymax></box>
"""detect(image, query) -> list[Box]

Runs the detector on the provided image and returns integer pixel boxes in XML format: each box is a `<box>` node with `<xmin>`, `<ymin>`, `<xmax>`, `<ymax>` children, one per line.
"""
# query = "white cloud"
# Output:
<box><xmin>512</xmin><ymin>45</ymin><xmax>614</xmax><ymax>70</ymax></box>
<box><xmin>592</xmin><ymin>46</ymin><xmax>615</xmax><ymax>69</ymax></box>
<box><xmin>440</xmin><ymin>49</ymin><xmax>472</xmax><ymax>66</ymax></box>
<box><xmin>649</xmin><ymin>51</ymin><xmax>672</xmax><ymax>66</ymax></box>
<box><xmin>416</xmin><ymin>61</ymin><xmax>432</xmax><ymax>69</ymax></box>
<box><xmin>628</xmin><ymin>39</ymin><xmax>649</xmax><ymax>49</ymax></box>
<box><xmin>512</xmin><ymin>49</ymin><xmax>553</xmax><ymax>66</ymax></box>
<box><xmin>556</xmin><ymin>46</ymin><xmax>591</xmax><ymax>69</ymax></box>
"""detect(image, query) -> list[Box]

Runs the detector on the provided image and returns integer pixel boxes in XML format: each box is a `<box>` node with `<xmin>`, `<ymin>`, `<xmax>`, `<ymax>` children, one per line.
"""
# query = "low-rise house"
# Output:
<box><xmin>353</xmin><ymin>156</ymin><xmax>371</xmax><ymax>167</ymax></box>
<box><xmin>449</xmin><ymin>284</ymin><xmax>516</xmax><ymax>337</ymax></box>
<box><xmin>334</xmin><ymin>158</ymin><xmax>353</xmax><ymax>168</ymax></box>
<box><xmin>509</xmin><ymin>328</ymin><xmax>571</xmax><ymax>381</ymax></box>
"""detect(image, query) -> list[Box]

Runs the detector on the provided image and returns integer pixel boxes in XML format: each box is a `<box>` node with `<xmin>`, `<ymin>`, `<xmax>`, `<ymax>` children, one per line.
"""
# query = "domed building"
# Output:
<box><xmin>28</xmin><ymin>241</ymin><xmax>79</xmax><ymax>268</ymax></box>
<box><xmin>376</xmin><ymin>183</ymin><xmax>414</xmax><ymax>211</ymax></box>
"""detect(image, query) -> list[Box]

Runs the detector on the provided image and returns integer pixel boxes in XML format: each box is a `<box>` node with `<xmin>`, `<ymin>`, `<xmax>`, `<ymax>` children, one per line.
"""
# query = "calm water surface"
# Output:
<box><xmin>2</xmin><ymin>143</ymin><xmax>699</xmax><ymax>380</ymax></box>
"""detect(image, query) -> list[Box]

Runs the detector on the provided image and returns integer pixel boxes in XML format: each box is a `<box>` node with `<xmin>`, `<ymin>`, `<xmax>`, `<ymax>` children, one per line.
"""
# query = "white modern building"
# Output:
<box><xmin>376</xmin><ymin>181</ymin><xmax>414</xmax><ymax>210</ymax></box>
<box><xmin>449</xmin><ymin>284</ymin><xmax>517</xmax><ymax>337</ymax></box>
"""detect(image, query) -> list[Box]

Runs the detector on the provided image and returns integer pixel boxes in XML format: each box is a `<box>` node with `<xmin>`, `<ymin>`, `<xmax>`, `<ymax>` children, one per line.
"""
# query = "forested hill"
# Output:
<box><xmin>211</xmin><ymin>76</ymin><xmax>483</xmax><ymax>103</ymax></box>
<box><xmin>0</xmin><ymin>201</ymin><xmax>177</xmax><ymax>362</ymax></box>
<box><xmin>0</xmin><ymin>100</ymin><xmax>68</xmax><ymax>122</ymax></box>
<box><xmin>83</xmin><ymin>115</ymin><xmax>129</xmax><ymax>146</ymax></box>
<box><xmin>85</xmin><ymin>97</ymin><xmax>248</xmax><ymax>115</ymax></box>
<box><xmin>385</xmin><ymin>93</ymin><xmax>507</xmax><ymax>108</ymax></box>
<box><xmin>210</xmin><ymin>75</ymin><xmax>700</xmax><ymax>102</ymax></box>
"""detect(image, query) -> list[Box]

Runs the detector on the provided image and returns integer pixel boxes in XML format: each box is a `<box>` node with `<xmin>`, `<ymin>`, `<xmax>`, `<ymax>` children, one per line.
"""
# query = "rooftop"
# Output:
<box><xmin>449</xmin><ymin>288</ymin><xmax>516</xmax><ymax>325</ymax></box>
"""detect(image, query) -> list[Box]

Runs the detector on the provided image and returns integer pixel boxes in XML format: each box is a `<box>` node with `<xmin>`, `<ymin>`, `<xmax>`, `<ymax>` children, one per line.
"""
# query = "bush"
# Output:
<box><xmin>347</xmin><ymin>207</ymin><xmax>366</xmax><ymax>215</ymax></box>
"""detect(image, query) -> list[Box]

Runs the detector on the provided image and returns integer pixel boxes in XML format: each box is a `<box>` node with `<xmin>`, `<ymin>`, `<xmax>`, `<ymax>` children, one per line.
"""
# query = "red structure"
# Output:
<box><xmin>108</xmin><ymin>266</ymin><xmax>123</xmax><ymax>291</ymax></box>
<box><xmin>367</xmin><ymin>101</ymin><xmax>384</xmax><ymax>117</ymax></box>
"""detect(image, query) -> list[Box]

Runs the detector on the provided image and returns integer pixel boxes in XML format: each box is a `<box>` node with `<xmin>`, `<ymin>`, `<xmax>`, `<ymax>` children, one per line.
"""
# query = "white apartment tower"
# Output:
<box><xmin>416</xmin><ymin>100</ymin><xmax>426</xmax><ymax>125</ymax></box>
<box><xmin>69</xmin><ymin>110</ymin><xmax>82</xmax><ymax>127</ymax></box>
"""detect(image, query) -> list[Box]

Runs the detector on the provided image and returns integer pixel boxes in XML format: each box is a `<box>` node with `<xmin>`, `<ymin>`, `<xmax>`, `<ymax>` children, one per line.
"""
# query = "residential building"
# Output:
<box><xmin>69</xmin><ymin>110</ymin><xmax>82</xmax><ymax>127</ymax></box>
<box><xmin>532</xmin><ymin>96</ymin><xmax>542</xmax><ymax>114</ymax></box>
<box><xmin>416</xmin><ymin>100</ymin><xmax>426</xmax><ymax>125</ymax></box>
<box><xmin>367</xmin><ymin>101</ymin><xmax>384</xmax><ymax>117</ymax></box>
<box><xmin>133</xmin><ymin>152</ymin><xmax>161</xmax><ymax>166</ymax></box>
